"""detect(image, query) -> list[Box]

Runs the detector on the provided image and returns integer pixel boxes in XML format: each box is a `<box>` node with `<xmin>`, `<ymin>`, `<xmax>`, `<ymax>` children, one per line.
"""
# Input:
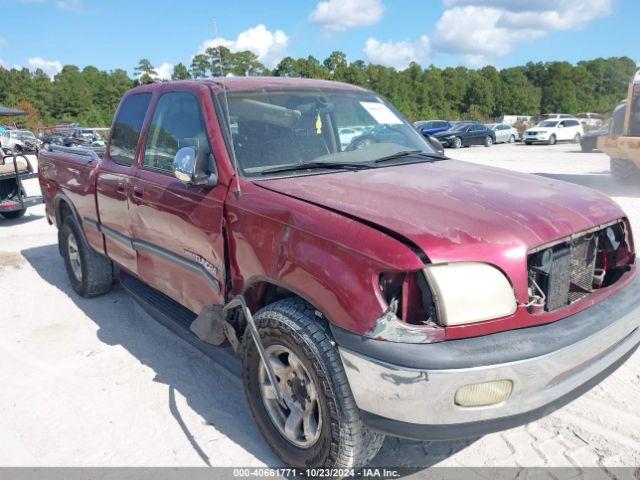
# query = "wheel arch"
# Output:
<box><xmin>241</xmin><ymin>277</ymin><xmax>334</xmax><ymax>332</ymax></box>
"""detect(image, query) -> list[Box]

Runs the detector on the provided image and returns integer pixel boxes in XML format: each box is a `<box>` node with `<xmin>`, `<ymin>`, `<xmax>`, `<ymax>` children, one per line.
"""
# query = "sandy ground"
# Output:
<box><xmin>0</xmin><ymin>144</ymin><xmax>639</xmax><ymax>469</ymax></box>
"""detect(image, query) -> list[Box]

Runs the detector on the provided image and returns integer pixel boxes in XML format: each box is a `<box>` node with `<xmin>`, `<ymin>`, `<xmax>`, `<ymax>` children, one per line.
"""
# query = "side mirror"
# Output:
<box><xmin>426</xmin><ymin>135</ymin><xmax>445</xmax><ymax>155</ymax></box>
<box><xmin>173</xmin><ymin>147</ymin><xmax>218</xmax><ymax>187</ymax></box>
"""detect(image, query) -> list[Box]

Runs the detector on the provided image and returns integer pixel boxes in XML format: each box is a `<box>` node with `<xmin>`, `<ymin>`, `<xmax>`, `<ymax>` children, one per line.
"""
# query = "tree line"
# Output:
<box><xmin>0</xmin><ymin>47</ymin><xmax>635</xmax><ymax>131</ymax></box>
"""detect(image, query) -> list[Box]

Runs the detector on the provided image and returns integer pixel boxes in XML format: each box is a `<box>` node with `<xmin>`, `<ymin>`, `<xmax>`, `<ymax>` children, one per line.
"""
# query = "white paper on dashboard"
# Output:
<box><xmin>360</xmin><ymin>102</ymin><xmax>403</xmax><ymax>125</ymax></box>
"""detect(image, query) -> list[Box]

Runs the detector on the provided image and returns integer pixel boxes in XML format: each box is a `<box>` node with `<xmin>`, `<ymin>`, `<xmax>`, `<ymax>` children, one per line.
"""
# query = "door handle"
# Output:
<box><xmin>133</xmin><ymin>186</ymin><xmax>144</xmax><ymax>199</ymax></box>
<box><xmin>115</xmin><ymin>183</ymin><xmax>126</xmax><ymax>195</ymax></box>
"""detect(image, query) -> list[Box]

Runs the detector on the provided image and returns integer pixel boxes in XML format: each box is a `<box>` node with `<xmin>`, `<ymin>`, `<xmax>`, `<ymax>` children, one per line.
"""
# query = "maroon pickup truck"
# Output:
<box><xmin>39</xmin><ymin>78</ymin><xmax>639</xmax><ymax>468</ymax></box>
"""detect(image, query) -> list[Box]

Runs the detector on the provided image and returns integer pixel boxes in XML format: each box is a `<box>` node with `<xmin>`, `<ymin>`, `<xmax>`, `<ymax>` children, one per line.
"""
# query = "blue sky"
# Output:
<box><xmin>0</xmin><ymin>0</ymin><xmax>638</xmax><ymax>79</ymax></box>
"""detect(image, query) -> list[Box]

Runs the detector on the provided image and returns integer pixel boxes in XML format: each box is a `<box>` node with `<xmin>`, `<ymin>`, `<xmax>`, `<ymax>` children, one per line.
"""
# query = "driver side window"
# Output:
<box><xmin>143</xmin><ymin>91</ymin><xmax>212</xmax><ymax>174</ymax></box>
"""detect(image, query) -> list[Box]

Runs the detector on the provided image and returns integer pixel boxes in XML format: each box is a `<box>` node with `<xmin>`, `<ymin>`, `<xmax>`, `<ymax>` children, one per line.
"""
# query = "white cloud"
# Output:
<box><xmin>154</xmin><ymin>62</ymin><xmax>174</xmax><ymax>81</ymax></box>
<box><xmin>309</xmin><ymin>0</ymin><xmax>385</xmax><ymax>31</ymax></box>
<box><xmin>55</xmin><ymin>0</ymin><xmax>83</xmax><ymax>12</ymax></box>
<box><xmin>198</xmin><ymin>24</ymin><xmax>289</xmax><ymax>68</ymax></box>
<box><xmin>364</xmin><ymin>36</ymin><xmax>431</xmax><ymax>70</ymax></box>
<box><xmin>433</xmin><ymin>0</ymin><xmax>613</xmax><ymax>65</ymax></box>
<box><xmin>27</xmin><ymin>57</ymin><xmax>63</xmax><ymax>78</ymax></box>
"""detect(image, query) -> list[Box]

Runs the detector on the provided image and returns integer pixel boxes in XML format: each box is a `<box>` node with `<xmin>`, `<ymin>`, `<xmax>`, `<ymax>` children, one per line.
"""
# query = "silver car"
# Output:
<box><xmin>487</xmin><ymin>123</ymin><xmax>518</xmax><ymax>143</ymax></box>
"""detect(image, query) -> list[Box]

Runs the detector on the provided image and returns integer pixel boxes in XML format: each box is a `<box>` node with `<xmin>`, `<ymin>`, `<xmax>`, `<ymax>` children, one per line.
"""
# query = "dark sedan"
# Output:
<box><xmin>434</xmin><ymin>122</ymin><xmax>496</xmax><ymax>148</ymax></box>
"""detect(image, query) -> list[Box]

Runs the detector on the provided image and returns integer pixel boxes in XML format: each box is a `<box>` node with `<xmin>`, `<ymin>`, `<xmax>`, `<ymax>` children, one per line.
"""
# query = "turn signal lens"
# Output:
<box><xmin>454</xmin><ymin>380</ymin><xmax>513</xmax><ymax>407</ymax></box>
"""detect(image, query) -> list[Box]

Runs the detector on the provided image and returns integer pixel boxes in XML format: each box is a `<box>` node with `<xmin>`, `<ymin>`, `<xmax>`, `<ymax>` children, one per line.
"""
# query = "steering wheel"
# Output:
<box><xmin>345</xmin><ymin>134</ymin><xmax>378</xmax><ymax>152</ymax></box>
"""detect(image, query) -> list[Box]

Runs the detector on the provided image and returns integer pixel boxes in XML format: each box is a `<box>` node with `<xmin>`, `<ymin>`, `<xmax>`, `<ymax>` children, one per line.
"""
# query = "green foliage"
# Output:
<box><xmin>0</xmin><ymin>53</ymin><xmax>634</xmax><ymax>129</ymax></box>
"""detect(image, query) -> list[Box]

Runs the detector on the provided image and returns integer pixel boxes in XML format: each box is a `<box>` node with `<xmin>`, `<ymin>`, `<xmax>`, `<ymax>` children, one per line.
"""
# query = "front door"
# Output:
<box><xmin>130</xmin><ymin>89</ymin><xmax>227</xmax><ymax>314</ymax></box>
<box><xmin>96</xmin><ymin>92</ymin><xmax>152</xmax><ymax>274</ymax></box>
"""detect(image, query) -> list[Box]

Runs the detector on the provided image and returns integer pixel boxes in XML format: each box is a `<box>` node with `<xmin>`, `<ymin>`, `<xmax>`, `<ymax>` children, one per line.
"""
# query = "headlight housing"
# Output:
<box><xmin>423</xmin><ymin>262</ymin><xmax>517</xmax><ymax>326</ymax></box>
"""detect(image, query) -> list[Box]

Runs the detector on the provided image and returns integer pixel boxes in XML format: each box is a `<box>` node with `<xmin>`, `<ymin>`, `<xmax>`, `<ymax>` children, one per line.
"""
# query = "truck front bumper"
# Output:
<box><xmin>333</xmin><ymin>271</ymin><xmax>640</xmax><ymax>440</ymax></box>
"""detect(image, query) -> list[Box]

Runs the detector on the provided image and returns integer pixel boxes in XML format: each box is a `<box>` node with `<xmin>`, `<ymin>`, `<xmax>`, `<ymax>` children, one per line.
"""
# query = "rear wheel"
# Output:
<box><xmin>242</xmin><ymin>298</ymin><xmax>384</xmax><ymax>469</ymax></box>
<box><xmin>610</xmin><ymin>158</ymin><xmax>640</xmax><ymax>183</ymax></box>
<box><xmin>484</xmin><ymin>136</ymin><xmax>493</xmax><ymax>147</ymax></box>
<box><xmin>548</xmin><ymin>134</ymin><xmax>557</xmax><ymax>146</ymax></box>
<box><xmin>509</xmin><ymin>135</ymin><xmax>516</xmax><ymax>143</ymax></box>
<box><xmin>60</xmin><ymin>214</ymin><xmax>114</xmax><ymax>297</ymax></box>
<box><xmin>573</xmin><ymin>133</ymin><xmax>581</xmax><ymax>144</ymax></box>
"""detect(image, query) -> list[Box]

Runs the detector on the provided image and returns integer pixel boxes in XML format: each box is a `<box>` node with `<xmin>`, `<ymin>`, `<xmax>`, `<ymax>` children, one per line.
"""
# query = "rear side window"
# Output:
<box><xmin>109</xmin><ymin>93</ymin><xmax>152</xmax><ymax>166</ymax></box>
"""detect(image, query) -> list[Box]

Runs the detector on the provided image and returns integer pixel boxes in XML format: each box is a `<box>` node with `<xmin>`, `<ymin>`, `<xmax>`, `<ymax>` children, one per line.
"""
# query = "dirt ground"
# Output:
<box><xmin>0</xmin><ymin>144</ymin><xmax>639</xmax><ymax>469</ymax></box>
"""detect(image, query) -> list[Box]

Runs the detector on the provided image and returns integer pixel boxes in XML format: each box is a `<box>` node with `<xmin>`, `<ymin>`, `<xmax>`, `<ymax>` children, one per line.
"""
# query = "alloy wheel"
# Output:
<box><xmin>258</xmin><ymin>344</ymin><xmax>322</xmax><ymax>448</ymax></box>
<box><xmin>67</xmin><ymin>232</ymin><xmax>83</xmax><ymax>281</ymax></box>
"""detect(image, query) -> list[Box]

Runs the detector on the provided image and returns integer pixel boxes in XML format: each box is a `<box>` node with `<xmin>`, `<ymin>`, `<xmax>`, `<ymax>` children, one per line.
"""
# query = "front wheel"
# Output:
<box><xmin>452</xmin><ymin>137</ymin><xmax>462</xmax><ymax>149</ymax></box>
<box><xmin>484</xmin><ymin>136</ymin><xmax>493</xmax><ymax>147</ymax></box>
<box><xmin>242</xmin><ymin>298</ymin><xmax>384</xmax><ymax>469</ymax></box>
<box><xmin>60</xmin><ymin>215</ymin><xmax>114</xmax><ymax>297</ymax></box>
<box><xmin>548</xmin><ymin>134</ymin><xmax>557</xmax><ymax>146</ymax></box>
<box><xmin>509</xmin><ymin>135</ymin><xmax>516</xmax><ymax>143</ymax></box>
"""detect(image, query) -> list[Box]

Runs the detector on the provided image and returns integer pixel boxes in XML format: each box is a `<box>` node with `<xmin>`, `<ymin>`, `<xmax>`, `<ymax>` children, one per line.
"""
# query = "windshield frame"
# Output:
<box><xmin>211</xmin><ymin>85</ymin><xmax>438</xmax><ymax>180</ymax></box>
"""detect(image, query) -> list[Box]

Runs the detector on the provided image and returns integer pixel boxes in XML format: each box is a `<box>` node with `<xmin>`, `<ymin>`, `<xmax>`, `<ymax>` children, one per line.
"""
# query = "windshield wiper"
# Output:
<box><xmin>374</xmin><ymin>150</ymin><xmax>447</xmax><ymax>164</ymax></box>
<box><xmin>261</xmin><ymin>161</ymin><xmax>372</xmax><ymax>175</ymax></box>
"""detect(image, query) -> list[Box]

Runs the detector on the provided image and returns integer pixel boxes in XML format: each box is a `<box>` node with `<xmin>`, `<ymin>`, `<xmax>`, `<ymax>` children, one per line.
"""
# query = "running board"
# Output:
<box><xmin>119</xmin><ymin>272</ymin><xmax>241</xmax><ymax>377</ymax></box>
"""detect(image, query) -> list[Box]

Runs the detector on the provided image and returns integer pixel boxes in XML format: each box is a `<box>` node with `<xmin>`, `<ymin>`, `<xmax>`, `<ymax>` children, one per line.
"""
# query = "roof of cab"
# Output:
<box><xmin>128</xmin><ymin>76</ymin><xmax>367</xmax><ymax>94</ymax></box>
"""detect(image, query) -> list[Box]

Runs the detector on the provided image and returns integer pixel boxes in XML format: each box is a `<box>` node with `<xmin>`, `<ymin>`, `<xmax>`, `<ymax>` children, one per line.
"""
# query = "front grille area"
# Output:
<box><xmin>527</xmin><ymin>221</ymin><xmax>632</xmax><ymax>313</ymax></box>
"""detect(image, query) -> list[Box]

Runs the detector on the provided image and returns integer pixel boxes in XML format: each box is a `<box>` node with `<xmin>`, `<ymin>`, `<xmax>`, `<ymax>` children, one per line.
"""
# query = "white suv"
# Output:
<box><xmin>523</xmin><ymin>119</ymin><xmax>583</xmax><ymax>145</ymax></box>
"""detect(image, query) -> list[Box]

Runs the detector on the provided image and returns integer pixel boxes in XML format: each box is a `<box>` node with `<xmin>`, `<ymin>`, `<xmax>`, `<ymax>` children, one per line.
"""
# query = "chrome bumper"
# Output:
<box><xmin>339</xmin><ymin>278</ymin><xmax>640</xmax><ymax>430</ymax></box>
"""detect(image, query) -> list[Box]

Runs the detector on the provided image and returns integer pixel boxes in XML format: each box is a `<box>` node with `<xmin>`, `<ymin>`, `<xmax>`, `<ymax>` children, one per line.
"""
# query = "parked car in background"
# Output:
<box><xmin>434</xmin><ymin>122</ymin><xmax>496</xmax><ymax>148</ymax></box>
<box><xmin>576</xmin><ymin>112</ymin><xmax>605</xmax><ymax>129</ymax></box>
<box><xmin>580</xmin><ymin>122</ymin><xmax>610</xmax><ymax>152</ymax></box>
<box><xmin>39</xmin><ymin>133</ymin><xmax>66</xmax><ymax>149</ymax></box>
<box><xmin>1</xmin><ymin>129</ymin><xmax>42</xmax><ymax>153</ymax></box>
<box><xmin>415</xmin><ymin>120</ymin><xmax>452</xmax><ymax>137</ymax></box>
<box><xmin>500</xmin><ymin>115</ymin><xmax>532</xmax><ymax>126</ymax></box>
<box><xmin>486</xmin><ymin>123</ymin><xmax>518</xmax><ymax>143</ymax></box>
<box><xmin>523</xmin><ymin>119</ymin><xmax>584</xmax><ymax>145</ymax></box>
<box><xmin>531</xmin><ymin>113</ymin><xmax>576</xmax><ymax>124</ymax></box>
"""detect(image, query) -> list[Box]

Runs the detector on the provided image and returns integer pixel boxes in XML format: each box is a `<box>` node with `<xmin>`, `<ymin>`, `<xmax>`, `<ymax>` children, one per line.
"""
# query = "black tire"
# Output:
<box><xmin>573</xmin><ymin>133</ymin><xmax>581</xmax><ymax>144</ymax></box>
<box><xmin>581</xmin><ymin>143</ymin><xmax>593</xmax><ymax>153</ymax></box>
<box><xmin>610</xmin><ymin>158</ymin><xmax>640</xmax><ymax>183</ymax></box>
<box><xmin>242</xmin><ymin>298</ymin><xmax>384</xmax><ymax>469</ymax></box>
<box><xmin>509</xmin><ymin>135</ymin><xmax>516</xmax><ymax>143</ymax></box>
<box><xmin>484</xmin><ymin>136</ymin><xmax>493</xmax><ymax>147</ymax></box>
<box><xmin>59</xmin><ymin>214</ymin><xmax>114</xmax><ymax>297</ymax></box>
<box><xmin>452</xmin><ymin>136</ymin><xmax>462</xmax><ymax>149</ymax></box>
<box><xmin>1</xmin><ymin>209</ymin><xmax>26</xmax><ymax>219</ymax></box>
<box><xmin>548</xmin><ymin>134</ymin><xmax>557</xmax><ymax>145</ymax></box>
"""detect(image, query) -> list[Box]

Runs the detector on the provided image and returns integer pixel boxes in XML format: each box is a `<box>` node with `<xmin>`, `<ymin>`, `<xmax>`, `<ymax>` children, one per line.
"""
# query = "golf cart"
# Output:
<box><xmin>0</xmin><ymin>107</ymin><xmax>43</xmax><ymax>219</ymax></box>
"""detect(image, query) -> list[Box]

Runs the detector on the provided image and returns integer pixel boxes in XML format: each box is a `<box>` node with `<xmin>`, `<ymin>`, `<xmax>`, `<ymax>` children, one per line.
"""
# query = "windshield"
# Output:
<box><xmin>218</xmin><ymin>88</ymin><xmax>435</xmax><ymax>178</ymax></box>
<box><xmin>538</xmin><ymin>120</ymin><xmax>559</xmax><ymax>127</ymax></box>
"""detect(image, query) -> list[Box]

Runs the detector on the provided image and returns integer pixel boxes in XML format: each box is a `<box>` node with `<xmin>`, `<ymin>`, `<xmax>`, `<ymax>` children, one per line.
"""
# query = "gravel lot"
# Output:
<box><xmin>1</xmin><ymin>143</ymin><xmax>639</xmax><ymax>469</ymax></box>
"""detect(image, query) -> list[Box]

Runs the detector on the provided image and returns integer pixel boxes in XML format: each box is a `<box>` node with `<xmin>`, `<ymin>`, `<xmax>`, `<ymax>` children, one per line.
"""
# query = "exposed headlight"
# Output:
<box><xmin>423</xmin><ymin>263</ymin><xmax>517</xmax><ymax>326</ymax></box>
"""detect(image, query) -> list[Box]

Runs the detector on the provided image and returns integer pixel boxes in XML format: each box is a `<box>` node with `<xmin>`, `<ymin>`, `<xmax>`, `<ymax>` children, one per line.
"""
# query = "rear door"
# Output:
<box><xmin>130</xmin><ymin>88</ymin><xmax>227</xmax><ymax>313</ymax></box>
<box><xmin>96</xmin><ymin>92</ymin><xmax>152</xmax><ymax>274</ymax></box>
